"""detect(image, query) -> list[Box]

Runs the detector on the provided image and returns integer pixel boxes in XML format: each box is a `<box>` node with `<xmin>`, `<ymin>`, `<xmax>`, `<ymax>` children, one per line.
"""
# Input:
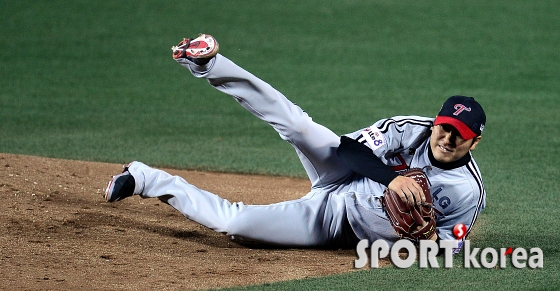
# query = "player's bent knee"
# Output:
<box><xmin>276</xmin><ymin>115</ymin><xmax>316</xmax><ymax>140</ymax></box>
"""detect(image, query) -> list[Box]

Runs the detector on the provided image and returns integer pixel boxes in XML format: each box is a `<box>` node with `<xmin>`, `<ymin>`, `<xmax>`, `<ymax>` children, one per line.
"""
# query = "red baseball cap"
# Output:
<box><xmin>434</xmin><ymin>96</ymin><xmax>486</xmax><ymax>140</ymax></box>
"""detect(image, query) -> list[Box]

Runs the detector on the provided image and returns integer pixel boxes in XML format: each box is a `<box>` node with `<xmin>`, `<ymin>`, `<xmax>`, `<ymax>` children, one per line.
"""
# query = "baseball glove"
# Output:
<box><xmin>381</xmin><ymin>168</ymin><xmax>436</xmax><ymax>243</ymax></box>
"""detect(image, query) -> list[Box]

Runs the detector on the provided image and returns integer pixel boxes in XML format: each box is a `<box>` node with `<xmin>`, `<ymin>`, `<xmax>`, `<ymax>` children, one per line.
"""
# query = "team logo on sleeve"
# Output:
<box><xmin>361</xmin><ymin>126</ymin><xmax>386</xmax><ymax>150</ymax></box>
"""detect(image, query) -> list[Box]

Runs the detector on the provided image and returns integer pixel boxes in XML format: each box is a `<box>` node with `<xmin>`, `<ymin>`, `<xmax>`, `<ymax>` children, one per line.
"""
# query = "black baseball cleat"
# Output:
<box><xmin>104</xmin><ymin>164</ymin><xmax>136</xmax><ymax>202</ymax></box>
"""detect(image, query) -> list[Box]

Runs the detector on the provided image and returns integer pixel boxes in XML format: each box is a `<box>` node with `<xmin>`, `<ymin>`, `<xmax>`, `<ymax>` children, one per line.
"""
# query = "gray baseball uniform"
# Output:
<box><xmin>126</xmin><ymin>54</ymin><xmax>485</xmax><ymax>252</ymax></box>
<box><xmin>343</xmin><ymin>117</ymin><xmax>486</xmax><ymax>252</ymax></box>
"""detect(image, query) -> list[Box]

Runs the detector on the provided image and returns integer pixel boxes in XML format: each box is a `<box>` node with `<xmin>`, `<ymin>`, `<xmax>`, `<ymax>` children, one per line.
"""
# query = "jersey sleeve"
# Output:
<box><xmin>344</xmin><ymin>116</ymin><xmax>434</xmax><ymax>158</ymax></box>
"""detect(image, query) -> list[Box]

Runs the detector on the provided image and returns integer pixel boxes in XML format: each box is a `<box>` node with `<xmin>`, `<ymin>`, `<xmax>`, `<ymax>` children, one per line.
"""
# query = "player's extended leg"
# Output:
<box><xmin>174</xmin><ymin>48</ymin><xmax>353</xmax><ymax>189</ymax></box>
<box><xmin>113</xmin><ymin>161</ymin><xmax>355</xmax><ymax>247</ymax></box>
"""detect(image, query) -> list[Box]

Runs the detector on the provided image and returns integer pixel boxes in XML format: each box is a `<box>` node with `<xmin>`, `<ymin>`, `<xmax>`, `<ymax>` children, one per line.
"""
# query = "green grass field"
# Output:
<box><xmin>1</xmin><ymin>0</ymin><xmax>559</xmax><ymax>290</ymax></box>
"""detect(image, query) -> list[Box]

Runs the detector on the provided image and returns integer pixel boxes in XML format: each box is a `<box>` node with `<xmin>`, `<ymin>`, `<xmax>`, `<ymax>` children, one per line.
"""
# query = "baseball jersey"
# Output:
<box><xmin>343</xmin><ymin>115</ymin><xmax>486</xmax><ymax>253</ymax></box>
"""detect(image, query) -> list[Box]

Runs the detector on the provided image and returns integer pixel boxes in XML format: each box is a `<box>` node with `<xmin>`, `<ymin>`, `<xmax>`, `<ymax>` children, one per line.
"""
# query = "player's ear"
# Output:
<box><xmin>469</xmin><ymin>136</ymin><xmax>482</xmax><ymax>150</ymax></box>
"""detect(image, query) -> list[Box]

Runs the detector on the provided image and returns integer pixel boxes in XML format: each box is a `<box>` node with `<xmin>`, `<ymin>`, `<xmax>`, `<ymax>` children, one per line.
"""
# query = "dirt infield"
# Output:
<box><xmin>0</xmin><ymin>153</ymin><xmax>364</xmax><ymax>291</ymax></box>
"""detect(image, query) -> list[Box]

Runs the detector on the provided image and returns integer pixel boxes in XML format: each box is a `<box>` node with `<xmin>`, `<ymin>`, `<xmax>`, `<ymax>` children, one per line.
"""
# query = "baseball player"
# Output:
<box><xmin>105</xmin><ymin>34</ymin><xmax>486</xmax><ymax>252</ymax></box>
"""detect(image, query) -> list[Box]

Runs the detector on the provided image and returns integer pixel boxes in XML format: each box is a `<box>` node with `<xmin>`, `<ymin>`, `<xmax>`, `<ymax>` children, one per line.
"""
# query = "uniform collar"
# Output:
<box><xmin>427</xmin><ymin>144</ymin><xmax>472</xmax><ymax>170</ymax></box>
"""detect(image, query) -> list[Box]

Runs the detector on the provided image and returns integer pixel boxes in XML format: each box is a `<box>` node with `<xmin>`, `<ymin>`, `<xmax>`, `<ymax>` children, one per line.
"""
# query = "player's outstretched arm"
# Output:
<box><xmin>337</xmin><ymin>136</ymin><xmax>399</xmax><ymax>186</ymax></box>
<box><xmin>337</xmin><ymin>136</ymin><xmax>426</xmax><ymax>205</ymax></box>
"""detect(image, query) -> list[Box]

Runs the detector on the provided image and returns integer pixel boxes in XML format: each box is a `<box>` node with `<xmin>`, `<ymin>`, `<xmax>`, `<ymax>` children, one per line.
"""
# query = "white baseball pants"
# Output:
<box><xmin>128</xmin><ymin>55</ymin><xmax>358</xmax><ymax>247</ymax></box>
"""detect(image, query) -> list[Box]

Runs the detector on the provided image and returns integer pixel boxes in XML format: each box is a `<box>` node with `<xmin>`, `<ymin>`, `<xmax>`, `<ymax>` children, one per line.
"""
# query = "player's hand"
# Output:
<box><xmin>388</xmin><ymin>175</ymin><xmax>426</xmax><ymax>205</ymax></box>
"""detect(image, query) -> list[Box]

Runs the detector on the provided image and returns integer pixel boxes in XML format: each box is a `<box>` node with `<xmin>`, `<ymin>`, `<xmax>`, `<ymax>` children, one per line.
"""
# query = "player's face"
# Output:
<box><xmin>430</xmin><ymin>124</ymin><xmax>481</xmax><ymax>163</ymax></box>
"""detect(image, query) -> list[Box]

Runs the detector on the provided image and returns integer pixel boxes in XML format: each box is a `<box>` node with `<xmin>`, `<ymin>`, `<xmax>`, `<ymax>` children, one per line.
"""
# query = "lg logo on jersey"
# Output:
<box><xmin>354</xmin><ymin>223</ymin><xmax>544</xmax><ymax>269</ymax></box>
<box><xmin>432</xmin><ymin>188</ymin><xmax>450</xmax><ymax>209</ymax></box>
